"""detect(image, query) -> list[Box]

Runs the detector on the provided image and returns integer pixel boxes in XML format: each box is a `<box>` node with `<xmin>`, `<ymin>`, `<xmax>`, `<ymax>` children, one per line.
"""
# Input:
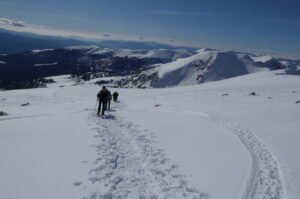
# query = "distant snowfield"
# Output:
<box><xmin>64</xmin><ymin>45</ymin><xmax>192</xmax><ymax>60</ymax></box>
<box><xmin>0</xmin><ymin>60</ymin><xmax>6</xmax><ymax>64</ymax></box>
<box><xmin>0</xmin><ymin>70</ymin><xmax>299</xmax><ymax>199</ymax></box>
<box><xmin>34</xmin><ymin>62</ymin><xmax>58</xmax><ymax>67</ymax></box>
<box><xmin>32</xmin><ymin>49</ymin><xmax>54</xmax><ymax>53</ymax></box>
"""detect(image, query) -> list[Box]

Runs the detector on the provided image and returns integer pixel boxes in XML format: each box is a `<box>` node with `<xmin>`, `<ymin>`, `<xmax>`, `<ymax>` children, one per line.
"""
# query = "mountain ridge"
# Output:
<box><xmin>116</xmin><ymin>49</ymin><xmax>300</xmax><ymax>88</ymax></box>
<box><xmin>0</xmin><ymin>44</ymin><xmax>299</xmax><ymax>90</ymax></box>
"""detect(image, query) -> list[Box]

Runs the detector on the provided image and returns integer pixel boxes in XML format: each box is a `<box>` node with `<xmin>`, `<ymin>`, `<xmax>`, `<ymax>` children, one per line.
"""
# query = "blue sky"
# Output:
<box><xmin>1</xmin><ymin>0</ymin><xmax>300</xmax><ymax>55</ymax></box>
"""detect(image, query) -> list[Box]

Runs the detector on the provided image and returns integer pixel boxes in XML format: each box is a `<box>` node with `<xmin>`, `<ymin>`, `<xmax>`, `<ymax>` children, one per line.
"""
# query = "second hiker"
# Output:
<box><xmin>112</xmin><ymin>91</ymin><xmax>119</xmax><ymax>102</ymax></box>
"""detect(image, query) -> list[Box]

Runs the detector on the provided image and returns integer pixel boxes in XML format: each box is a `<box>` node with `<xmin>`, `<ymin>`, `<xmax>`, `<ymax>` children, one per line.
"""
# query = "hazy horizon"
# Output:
<box><xmin>1</xmin><ymin>0</ymin><xmax>300</xmax><ymax>57</ymax></box>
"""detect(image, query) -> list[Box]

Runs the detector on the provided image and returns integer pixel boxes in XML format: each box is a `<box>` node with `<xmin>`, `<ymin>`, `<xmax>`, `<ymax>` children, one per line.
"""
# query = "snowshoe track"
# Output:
<box><xmin>84</xmin><ymin>107</ymin><xmax>284</xmax><ymax>199</ymax></box>
<box><xmin>86</xmin><ymin>112</ymin><xmax>209</xmax><ymax>199</ymax></box>
<box><xmin>208</xmin><ymin>113</ymin><xmax>284</xmax><ymax>199</ymax></box>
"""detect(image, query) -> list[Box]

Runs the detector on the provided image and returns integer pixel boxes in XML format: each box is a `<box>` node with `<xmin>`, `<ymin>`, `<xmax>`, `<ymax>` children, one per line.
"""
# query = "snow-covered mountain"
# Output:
<box><xmin>1</xmin><ymin>45</ymin><xmax>299</xmax><ymax>90</ymax></box>
<box><xmin>0</xmin><ymin>45</ymin><xmax>192</xmax><ymax>89</ymax></box>
<box><xmin>119</xmin><ymin>49</ymin><xmax>300</xmax><ymax>88</ymax></box>
<box><xmin>64</xmin><ymin>45</ymin><xmax>193</xmax><ymax>61</ymax></box>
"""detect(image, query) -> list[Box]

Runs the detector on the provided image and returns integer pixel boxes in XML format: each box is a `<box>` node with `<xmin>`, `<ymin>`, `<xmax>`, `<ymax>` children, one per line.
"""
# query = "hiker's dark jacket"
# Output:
<box><xmin>97</xmin><ymin>89</ymin><xmax>110</xmax><ymax>102</ymax></box>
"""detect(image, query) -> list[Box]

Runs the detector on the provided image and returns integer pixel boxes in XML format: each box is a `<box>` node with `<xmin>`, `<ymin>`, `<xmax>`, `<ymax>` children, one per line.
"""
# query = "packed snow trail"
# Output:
<box><xmin>85</xmin><ymin>109</ymin><xmax>209</xmax><ymax>199</ymax></box>
<box><xmin>119</xmin><ymin>107</ymin><xmax>285</xmax><ymax>199</ymax></box>
<box><xmin>84</xmin><ymin>103</ymin><xmax>284</xmax><ymax>199</ymax></box>
<box><xmin>207</xmin><ymin>113</ymin><xmax>284</xmax><ymax>199</ymax></box>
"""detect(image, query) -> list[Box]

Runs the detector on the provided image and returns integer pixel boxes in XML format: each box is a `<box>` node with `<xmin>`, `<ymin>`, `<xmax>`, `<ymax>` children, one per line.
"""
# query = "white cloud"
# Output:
<box><xmin>0</xmin><ymin>18</ymin><xmax>10</xmax><ymax>25</ymax></box>
<box><xmin>0</xmin><ymin>18</ymin><xmax>27</xmax><ymax>27</ymax></box>
<box><xmin>11</xmin><ymin>19</ymin><xmax>27</xmax><ymax>27</ymax></box>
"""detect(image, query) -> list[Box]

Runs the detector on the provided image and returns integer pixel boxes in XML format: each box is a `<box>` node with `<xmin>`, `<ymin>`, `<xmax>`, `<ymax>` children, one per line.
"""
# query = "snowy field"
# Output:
<box><xmin>0</xmin><ymin>70</ymin><xmax>299</xmax><ymax>199</ymax></box>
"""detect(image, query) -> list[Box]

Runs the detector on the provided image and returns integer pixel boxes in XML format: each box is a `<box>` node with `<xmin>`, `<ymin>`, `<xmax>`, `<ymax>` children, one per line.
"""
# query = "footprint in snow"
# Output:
<box><xmin>72</xmin><ymin>182</ymin><xmax>82</xmax><ymax>186</ymax></box>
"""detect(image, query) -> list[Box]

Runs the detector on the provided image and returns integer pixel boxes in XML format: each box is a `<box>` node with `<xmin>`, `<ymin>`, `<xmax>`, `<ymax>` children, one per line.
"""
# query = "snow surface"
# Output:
<box><xmin>113</xmin><ymin>49</ymin><xmax>192</xmax><ymax>60</ymax></box>
<box><xmin>0</xmin><ymin>70</ymin><xmax>300</xmax><ymax>199</ymax></box>
<box><xmin>92</xmin><ymin>47</ymin><xmax>114</xmax><ymax>55</ymax></box>
<box><xmin>32</xmin><ymin>49</ymin><xmax>54</xmax><ymax>53</ymax></box>
<box><xmin>250</xmin><ymin>55</ymin><xmax>273</xmax><ymax>63</ymax></box>
<box><xmin>34</xmin><ymin>62</ymin><xmax>58</xmax><ymax>67</ymax></box>
<box><xmin>154</xmin><ymin>50</ymin><xmax>268</xmax><ymax>79</ymax></box>
<box><xmin>65</xmin><ymin>45</ymin><xmax>100</xmax><ymax>50</ymax></box>
<box><xmin>127</xmin><ymin>50</ymin><xmax>276</xmax><ymax>88</ymax></box>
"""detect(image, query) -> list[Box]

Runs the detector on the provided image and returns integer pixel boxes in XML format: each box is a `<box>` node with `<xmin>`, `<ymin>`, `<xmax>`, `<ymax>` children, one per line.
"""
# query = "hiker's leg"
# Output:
<box><xmin>102</xmin><ymin>101</ymin><xmax>107</xmax><ymax>115</ymax></box>
<box><xmin>103</xmin><ymin>101</ymin><xmax>106</xmax><ymax>111</ymax></box>
<box><xmin>97</xmin><ymin>101</ymin><xmax>101</xmax><ymax>115</ymax></box>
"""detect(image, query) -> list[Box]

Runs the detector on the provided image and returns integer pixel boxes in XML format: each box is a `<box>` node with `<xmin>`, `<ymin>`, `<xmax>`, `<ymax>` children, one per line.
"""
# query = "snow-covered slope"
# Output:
<box><xmin>120</xmin><ymin>49</ymin><xmax>299</xmax><ymax>88</ymax></box>
<box><xmin>114</xmin><ymin>48</ymin><xmax>193</xmax><ymax>60</ymax></box>
<box><xmin>1</xmin><ymin>70</ymin><xmax>299</xmax><ymax>199</ymax></box>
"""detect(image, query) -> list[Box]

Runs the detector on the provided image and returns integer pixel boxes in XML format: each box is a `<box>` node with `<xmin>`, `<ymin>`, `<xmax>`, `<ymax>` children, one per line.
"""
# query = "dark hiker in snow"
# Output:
<box><xmin>97</xmin><ymin>86</ymin><xmax>111</xmax><ymax>116</ymax></box>
<box><xmin>113</xmin><ymin>92</ymin><xmax>119</xmax><ymax>102</ymax></box>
